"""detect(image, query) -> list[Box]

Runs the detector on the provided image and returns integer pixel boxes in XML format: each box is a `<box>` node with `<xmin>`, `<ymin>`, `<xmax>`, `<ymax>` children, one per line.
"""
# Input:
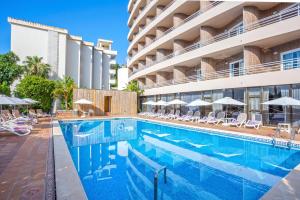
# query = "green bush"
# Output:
<box><xmin>0</xmin><ymin>52</ymin><xmax>24</xmax><ymax>85</ymax></box>
<box><xmin>0</xmin><ymin>82</ymin><xmax>11</xmax><ymax>96</ymax></box>
<box><xmin>15</xmin><ymin>75</ymin><xmax>56</xmax><ymax>112</ymax></box>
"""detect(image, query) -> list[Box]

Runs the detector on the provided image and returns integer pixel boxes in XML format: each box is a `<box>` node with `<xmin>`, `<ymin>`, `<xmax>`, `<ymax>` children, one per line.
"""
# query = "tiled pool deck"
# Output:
<box><xmin>1</xmin><ymin>115</ymin><xmax>300</xmax><ymax>199</ymax></box>
<box><xmin>0</xmin><ymin>118</ymin><xmax>54</xmax><ymax>200</ymax></box>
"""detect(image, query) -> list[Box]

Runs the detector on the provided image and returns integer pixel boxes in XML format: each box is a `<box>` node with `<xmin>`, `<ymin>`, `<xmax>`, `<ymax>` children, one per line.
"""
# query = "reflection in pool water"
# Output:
<box><xmin>59</xmin><ymin>119</ymin><xmax>300</xmax><ymax>200</ymax></box>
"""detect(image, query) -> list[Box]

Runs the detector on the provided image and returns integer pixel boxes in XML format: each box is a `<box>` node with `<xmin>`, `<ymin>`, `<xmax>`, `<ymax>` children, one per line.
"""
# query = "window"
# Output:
<box><xmin>281</xmin><ymin>48</ymin><xmax>300</xmax><ymax>70</ymax></box>
<box><xmin>229</xmin><ymin>59</ymin><xmax>244</xmax><ymax>77</ymax></box>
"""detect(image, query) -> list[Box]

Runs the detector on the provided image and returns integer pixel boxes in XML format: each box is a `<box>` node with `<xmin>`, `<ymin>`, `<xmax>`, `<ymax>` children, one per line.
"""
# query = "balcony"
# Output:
<box><xmin>129</xmin><ymin>3</ymin><xmax>300</xmax><ymax>78</ymax></box>
<box><xmin>140</xmin><ymin>59</ymin><xmax>300</xmax><ymax>96</ymax></box>
<box><xmin>127</xmin><ymin>1</ymin><xmax>222</xmax><ymax>58</ymax></box>
<box><xmin>128</xmin><ymin>0</ymin><xmax>176</xmax><ymax>42</ymax></box>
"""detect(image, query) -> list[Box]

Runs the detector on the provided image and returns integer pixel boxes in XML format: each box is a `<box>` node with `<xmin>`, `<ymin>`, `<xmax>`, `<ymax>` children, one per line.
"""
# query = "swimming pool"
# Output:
<box><xmin>59</xmin><ymin>118</ymin><xmax>300</xmax><ymax>200</ymax></box>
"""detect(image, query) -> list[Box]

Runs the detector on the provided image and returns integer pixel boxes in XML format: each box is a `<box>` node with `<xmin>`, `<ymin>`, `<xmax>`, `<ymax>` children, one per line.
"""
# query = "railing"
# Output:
<box><xmin>139</xmin><ymin>58</ymin><xmax>300</xmax><ymax>89</ymax></box>
<box><xmin>129</xmin><ymin>3</ymin><xmax>300</xmax><ymax>76</ymax></box>
<box><xmin>129</xmin><ymin>0</ymin><xmax>156</xmax><ymax>31</ymax></box>
<box><xmin>129</xmin><ymin>0</ymin><xmax>176</xmax><ymax>44</ymax></box>
<box><xmin>128</xmin><ymin>1</ymin><xmax>222</xmax><ymax>64</ymax></box>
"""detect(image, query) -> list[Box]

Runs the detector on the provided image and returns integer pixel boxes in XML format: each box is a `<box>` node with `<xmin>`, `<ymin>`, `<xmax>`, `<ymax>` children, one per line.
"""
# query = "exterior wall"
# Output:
<box><xmin>73</xmin><ymin>88</ymin><xmax>137</xmax><ymax>116</ymax></box>
<box><xmin>118</xmin><ymin>68</ymin><xmax>129</xmax><ymax>90</ymax></box>
<box><xmin>80</xmin><ymin>44</ymin><xmax>93</xmax><ymax>89</ymax></box>
<box><xmin>93</xmin><ymin>49</ymin><xmax>103</xmax><ymax>89</ymax></box>
<box><xmin>11</xmin><ymin>24</ymin><xmax>48</xmax><ymax>64</ymax></box>
<box><xmin>57</xmin><ymin>33</ymin><xmax>67</xmax><ymax>79</ymax></box>
<box><xmin>66</xmin><ymin>39</ymin><xmax>81</xmax><ymax>86</ymax></box>
<box><xmin>102</xmin><ymin>53</ymin><xmax>111</xmax><ymax>90</ymax></box>
<box><xmin>9</xmin><ymin>18</ymin><xmax>117</xmax><ymax>90</ymax></box>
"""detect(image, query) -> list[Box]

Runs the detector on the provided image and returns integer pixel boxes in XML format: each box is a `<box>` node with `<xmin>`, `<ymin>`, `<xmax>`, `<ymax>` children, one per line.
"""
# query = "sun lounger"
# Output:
<box><xmin>198</xmin><ymin>112</ymin><xmax>215</xmax><ymax>123</ymax></box>
<box><xmin>177</xmin><ymin>111</ymin><xmax>193</xmax><ymax>121</ymax></box>
<box><xmin>244</xmin><ymin>114</ymin><xmax>262</xmax><ymax>129</ymax></box>
<box><xmin>207</xmin><ymin>111</ymin><xmax>225</xmax><ymax>124</ymax></box>
<box><xmin>190</xmin><ymin>111</ymin><xmax>201</xmax><ymax>122</ymax></box>
<box><xmin>227</xmin><ymin>113</ymin><xmax>247</xmax><ymax>127</ymax></box>
<box><xmin>36</xmin><ymin>109</ymin><xmax>51</xmax><ymax>117</ymax></box>
<box><xmin>168</xmin><ymin>110</ymin><xmax>181</xmax><ymax>120</ymax></box>
<box><xmin>160</xmin><ymin>109</ymin><xmax>174</xmax><ymax>119</ymax></box>
<box><xmin>0</xmin><ymin>122</ymin><xmax>31</xmax><ymax>136</ymax></box>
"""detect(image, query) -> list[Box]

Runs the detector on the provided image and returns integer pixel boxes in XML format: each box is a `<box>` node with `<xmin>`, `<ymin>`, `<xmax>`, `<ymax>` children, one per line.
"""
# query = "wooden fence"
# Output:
<box><xmin>73</xmin><ymin>89</ymin><xmax>137</xmax><ymax>116</ymax></box>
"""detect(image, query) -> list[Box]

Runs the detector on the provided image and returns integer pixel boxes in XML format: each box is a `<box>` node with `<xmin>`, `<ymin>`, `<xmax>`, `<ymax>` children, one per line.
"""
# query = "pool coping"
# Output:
<box><xmin>57</xmin><ymin>116</ymin><xmax>300</xmax><ymax>199</ymax></box>
<box><xmin>52</xmin><ymin>120</ymin><xmax>88</xmax><ymax>200</ymax></box>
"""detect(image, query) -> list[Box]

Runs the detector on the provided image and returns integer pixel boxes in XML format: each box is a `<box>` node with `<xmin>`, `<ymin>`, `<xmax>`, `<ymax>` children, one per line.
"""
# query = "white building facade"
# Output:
<box><xmin>9</xmin><ymin>17</ymin><xmax>117</xmax><ymax>90</ymax></box>
<box><xmin>118</xmin><ymin>67</ymin><xmax>129</xmax><ymax>90</ymax></box>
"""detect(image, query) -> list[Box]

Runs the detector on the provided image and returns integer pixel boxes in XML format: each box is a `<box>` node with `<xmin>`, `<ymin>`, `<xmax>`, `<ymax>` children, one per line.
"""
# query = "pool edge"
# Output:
<box><xmin>52</xmin><ymin>120</ymin><xmax>88</xmax><ymax>200</ymax></box>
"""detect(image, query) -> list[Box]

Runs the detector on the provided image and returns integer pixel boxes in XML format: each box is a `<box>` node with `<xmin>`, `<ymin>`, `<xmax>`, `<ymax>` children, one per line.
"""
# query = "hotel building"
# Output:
<box><xmin>8</xmin><ymin>17</ymin><xmax>117</xmax><ymax>90</ymax></box>
<box><xmin>127</xmin><ymin>1</ymin><xmax>300</xmax><ymax>125</ymax></box>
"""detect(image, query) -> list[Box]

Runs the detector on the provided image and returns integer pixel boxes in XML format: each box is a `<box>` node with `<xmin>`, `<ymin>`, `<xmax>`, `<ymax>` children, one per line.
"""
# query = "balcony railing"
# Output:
<box><xmin>128</xmin><ymin>1</ymin><xmax>222</xmax><ymax>63</ymax></box>
<box><xmin>129</xmin><ymin>3</ymin><xmax>300</xmax><ymax>77</ymax></box>
<box><xmin>139</xmin><ymin>58</ymin><xmax>300</xmax><ymax>89</ymax></box>
<box><xmin>129</xmin><ymin>0</ymin><xmax>156</xmax><ymax>32</ymax></box>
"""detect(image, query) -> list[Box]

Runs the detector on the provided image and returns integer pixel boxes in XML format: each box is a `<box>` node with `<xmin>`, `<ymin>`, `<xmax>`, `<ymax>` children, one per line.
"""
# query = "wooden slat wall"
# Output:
<box><xmin>73</xmin><ymin>89</ymin><xmax>137</xmax><ymax>116</ymax></box>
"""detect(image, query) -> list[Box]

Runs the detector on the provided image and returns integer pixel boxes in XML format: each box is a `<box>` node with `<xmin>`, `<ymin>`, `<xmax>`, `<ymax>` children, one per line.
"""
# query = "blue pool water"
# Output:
<box><xmin>59</xmin><ymin>118</ymin><xmax>300</xmax><ymax>200</ymax></box>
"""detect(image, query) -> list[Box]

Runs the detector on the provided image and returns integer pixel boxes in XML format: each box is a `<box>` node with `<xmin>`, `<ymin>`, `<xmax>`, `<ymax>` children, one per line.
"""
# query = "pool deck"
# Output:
<box><xmin>1</xmin><ymin>115</ymin><xmax>300</xmax><ymax>200</ymax></box>
<box><xmin>0</xmin><ymin>118</ymin><xmax>54</xmax><ymax>200</ymax></box>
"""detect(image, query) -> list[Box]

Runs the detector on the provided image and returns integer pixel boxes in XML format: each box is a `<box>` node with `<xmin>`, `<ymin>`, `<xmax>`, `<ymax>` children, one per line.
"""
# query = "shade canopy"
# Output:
<box><xmin>23</xmin><ymin>98</ymin><xmax>39</xmax><ymax>104</ymax></box>
<box><xmin>213</xmin><ymin>97</ymin><xmax>246</xmax><ymax>106</ymax></box>
<box><xmin>142</xmin><ymin>100</ymin><xmax>156</xmax><ymax>105</ymax></box>
<box><xmin>187</xmin><ymin>99</ymin><xmax>212</xmax><ymax>107</ymax></box>
<box><xmin>74</xmin><ymin>99</ymin><xmax>93</xmax><ymax>105</ymax></box>
<box><xmin>0</xmin><ymin>95</ymin><xmax>17</xmax><ymax>105</ymax></box>
<box><xmin>168</xmin><ymin>99</ymin><xmax>187</xmax><ymax>105</ymax></box>
<box><xmin>262</xmin><ymin>97</ymin><xmax>300</xmax><ymax>106</ymax></box>
<box><xmin>10</xmin><ymin>97</ymin><xmax>29</xmax><ymax>105</ymax></box>
<box><xmin>156</xmin><ymin>100</ymin><xmax>168</xmax><ymax>106</ymax></box>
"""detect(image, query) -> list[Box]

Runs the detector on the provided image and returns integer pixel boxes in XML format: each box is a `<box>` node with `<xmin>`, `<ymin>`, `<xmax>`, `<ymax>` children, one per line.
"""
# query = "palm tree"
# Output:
<box><xmin>53</xmin><ymin>76</ymin><xmax>76</xmax><ymax>110</ymax></box>
<box><xmin>24</xmin><ymin>56</ymin><xmax>51</xmax><ymax>78</ymax></box>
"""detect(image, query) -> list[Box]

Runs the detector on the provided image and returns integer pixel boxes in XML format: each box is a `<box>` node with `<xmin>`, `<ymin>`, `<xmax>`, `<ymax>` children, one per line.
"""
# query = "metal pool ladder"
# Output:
<box><xmin>272</xmin><ymin>127</ymin><xmax>296</xmax><ymax>149</ymax></box>
<box><xmin>154</xmin><ymin>166</ymin><xmax>167</xmax><ymax>200</ymax></box>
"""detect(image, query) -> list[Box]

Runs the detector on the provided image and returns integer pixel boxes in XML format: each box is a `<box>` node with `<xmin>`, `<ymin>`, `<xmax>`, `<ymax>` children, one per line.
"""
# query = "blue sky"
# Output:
<box><xmin>0</xmin><ymin>0</ymin><xmax>129</xmax><ymax>64</ymax></box>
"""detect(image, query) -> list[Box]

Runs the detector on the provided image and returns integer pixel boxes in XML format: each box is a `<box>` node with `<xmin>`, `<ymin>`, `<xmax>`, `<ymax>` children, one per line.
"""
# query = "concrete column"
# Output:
<box><xmin>128</xmin><ymin>67</ymin><xmax>133</xmax><ymax>74</ymax></box>
<box><xmin>173</xmin><ymin>39</ymin><xmax>187</xmax><ymax>55</ymax></box>
<box><xmin>138</xmin><ymin>7</ymin><xmax>143</xmax><ymax>15</ymax></box>
<box><xmin>156</xmin><ymin>5</ymin><xmax>165</xmax><ymax>15</ymax></box>
<box><xmin>146</xmin><ymin>16</ymin><xmax>154</xmax><ymax>25</ymax></box>
<box><xmin>138</xmin><ymin>78</ymin><xmax>146</xmax><ymax>87</ymax></box>
<box><xmin>145</xmin><ymin>35</ymin><xmax>155</xmax><ymax>46</ymax></box>
<box><xmin>156</xmin><ymin>72</ymin><xmax>169</xmax><ymax>84</ymax></box>
<box><xmin>132</xmin><ymin>48</ymin><xmax>137</xmax><ymax>56</ymax></box>
<box><xmin>138</xmin><ymin>42</ymin><xmax>145</xmax><ymax>52</ymax></box>
<box><xmin>243</xmin><ymin>6</ymin><xmax>260</xmax><ymax>31</ymax></box>
<box><xmin>156</xmin><ymin>26</ymin><xmax>168</xmax><ymax>38</ymax></box>
<box><xmin>156</xmin><ymin>49</ymin><xmax>168</xmax><ymax>60</ymax></box>
<box><xmin>244</xmin><ymin>46</ymin><xmax>262</xmax><ymax>74</ymax></box>
<box><xmin>173</xmin><ymin>13</ymin><xmax>187</xmax><ymax>27</ymax></box>
<box><xmin>200</xmin><ymin>26</ymin><xmax>217</xmax><ymax>42</ymax></box>
<box><xmin>146</xmin><ymin>55</ymin><xmax>155</xmax><ymax>65</ymax></box>
<box><xmin>138</xmin><ymin>60</ymin><xmax>145</xmax><ymax>69</ymax></box>
<box><xmin>138</xmin><ymin>24</ymin><xmax>145</xmax><ymax>32</ymax></box>
<box><xmin>200</xmin><ymin>1</ymin><xmax>211</xmax><ymax>11</ymax></box>
<box><xmin>146</xmin><ymin>75</ymin><xmax>156</xmax><ymax>86</ymax></box>
<box><xmin>201</xmin><ymin>58</ymin><xmax>216</xmax><ymax>80</ymax></box>
<box><xmin>173</xmin><ymin>66</ymin><xmax>186</xmax><ymax>82</ymax></box>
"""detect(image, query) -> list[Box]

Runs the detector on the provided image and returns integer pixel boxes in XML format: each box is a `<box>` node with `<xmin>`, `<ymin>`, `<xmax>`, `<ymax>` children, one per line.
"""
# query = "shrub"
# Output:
<box><xmin>15</xmin><ymin>75</ymin><xmax>56</xmax><ymax>112</ymax></box>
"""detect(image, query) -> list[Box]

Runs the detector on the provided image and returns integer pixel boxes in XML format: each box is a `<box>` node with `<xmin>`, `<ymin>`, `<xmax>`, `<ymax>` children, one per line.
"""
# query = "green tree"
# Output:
<box><xmin>0</xmin><ymin>52</ymin><xmax>24</xmax><ymax>85</ymax></box>
<box><xmin>15</xmin><ymin>75</ymin><xmax>56</xmax><ymax>111</ymax></box>
<box><xmin>24</xmin><ymin>56</ymin><xmax>50</xmax><ymax>78</ymax></box>
<box><xmin>52</xmin><ymin>76</ymin><xmax>76</xmax><ymax>110</ymax></box>
<box><xmin>124</xmin><ymin>80</ymin><xmax>144</xmax><ymax>112</ymax></box>
<box><xmin>124</xmin><ymin>80</ymin><xmax>144</xmax><ymax>95</ymax></box>
<box><xmin>0</xmin><ymin>82</ymin><xmax>11</xmax><ymax>96</ymax></box>
<box><xmin>110</xmin><ymin>64</ymin><xmax>120</xmax><ymax>88</ymax></box>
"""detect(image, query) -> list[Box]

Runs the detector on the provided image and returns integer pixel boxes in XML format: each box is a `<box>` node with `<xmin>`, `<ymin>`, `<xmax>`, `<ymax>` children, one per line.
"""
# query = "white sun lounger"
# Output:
<box><xmin>198</xmin><ymin>112</ymin><xmax>215</xmax><ymax>123</ymax></box>
<box><xmin>207</xmin><ymin>111</ymin><xmax>225</xmax><ymax>124</ymax></box>
<box><xmin>244</xmin><ymin>114</ymin><xmax>262</xmax><ymax>129</ymax></box>
<box><xmin>227</xmin><ymin>113</ymin><xmax>247</xmax><ymax>127</ymax></box>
